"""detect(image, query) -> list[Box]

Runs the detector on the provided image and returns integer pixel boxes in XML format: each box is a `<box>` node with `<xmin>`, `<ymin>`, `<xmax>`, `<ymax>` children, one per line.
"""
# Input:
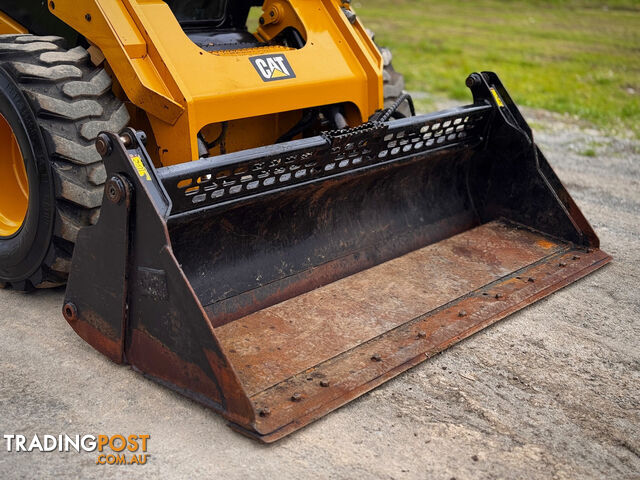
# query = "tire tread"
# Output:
<box><xmin>0</xmin><ymin>35</ymin><xmax>129</xmax><ymax>289</ymax></box>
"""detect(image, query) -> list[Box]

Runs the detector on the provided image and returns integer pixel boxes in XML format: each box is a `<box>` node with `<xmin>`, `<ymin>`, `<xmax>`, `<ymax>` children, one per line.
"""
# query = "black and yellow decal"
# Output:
<box><xmin>490</xmin><ymin>88</ymin><xmax>505</xmax><ymax>108</ymax></box>
<box><xmin>249</xmin><ymin>54</ymin><xmax>296</xmax><ymax>82</ymax></box>
<box><xmin>130</xmin><ymin>154</ymin><xmax>151</xmax><ymax>181</ymax></box>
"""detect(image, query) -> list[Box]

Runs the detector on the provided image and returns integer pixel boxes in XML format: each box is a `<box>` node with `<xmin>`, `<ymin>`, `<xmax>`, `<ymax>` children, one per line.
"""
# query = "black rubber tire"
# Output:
<box><xmin>379</xmin><ymin>45</ymin><xmax>412</xmax><ymax>118</ymax></box>
<box><xmin>0</xmin><ymin>34</ymin><xmax>129</xmax><ymax>290</ymax></box>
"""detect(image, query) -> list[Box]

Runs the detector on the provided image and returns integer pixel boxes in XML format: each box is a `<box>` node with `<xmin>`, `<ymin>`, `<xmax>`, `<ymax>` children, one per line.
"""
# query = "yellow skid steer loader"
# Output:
<box><xmin>0</xmin><ymin>0</ymin><xmax>610</xmax><ymax>442</ymax></box>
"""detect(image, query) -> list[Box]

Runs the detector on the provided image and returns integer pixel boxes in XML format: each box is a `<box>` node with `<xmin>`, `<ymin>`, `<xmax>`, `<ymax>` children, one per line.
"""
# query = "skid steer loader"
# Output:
<box><xmin>0</xmin><ymin>0</ymin><xmax>610</xmax><ymax>442</ymax></box>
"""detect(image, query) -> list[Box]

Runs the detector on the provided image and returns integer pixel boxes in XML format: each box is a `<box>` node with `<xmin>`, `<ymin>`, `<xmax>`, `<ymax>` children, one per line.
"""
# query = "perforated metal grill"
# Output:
<box><xmin>159</xmin><ymin>104</ymin><xmax>492</xmax><ymax>215</ymax></box>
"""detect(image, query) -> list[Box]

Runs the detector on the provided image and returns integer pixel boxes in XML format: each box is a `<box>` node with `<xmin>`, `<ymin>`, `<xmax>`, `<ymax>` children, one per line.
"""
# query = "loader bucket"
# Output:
<box><xmin>63</xmin><ymin>72</ymin><xmax>610</xmax><ymax>442</ymax></box>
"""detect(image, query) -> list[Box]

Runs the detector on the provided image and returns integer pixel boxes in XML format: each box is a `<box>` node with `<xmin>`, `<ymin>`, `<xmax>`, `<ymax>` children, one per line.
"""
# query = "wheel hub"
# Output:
<box><xmin>0</xmin><ymin>113</ymin><xmax>29</xmax><ymax>237</ymax></box>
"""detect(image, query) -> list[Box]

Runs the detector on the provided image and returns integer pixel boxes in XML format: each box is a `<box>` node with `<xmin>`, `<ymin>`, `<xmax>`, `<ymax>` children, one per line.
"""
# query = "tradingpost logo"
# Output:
<box><xmin>2</xmin><ymin>433</ymin><xmax>151</xmax><ymax>466</ymax></box>
<box><xmin>250</xmin><ymin>54</ymin><xmax>296</xmax><ymax>82</ymax></box>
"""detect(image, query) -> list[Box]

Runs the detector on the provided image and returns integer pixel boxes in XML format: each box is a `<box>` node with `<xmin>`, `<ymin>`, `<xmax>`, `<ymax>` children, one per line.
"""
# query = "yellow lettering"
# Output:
<box><xmin>110</xmin><ymin>435</ymin><xmax>126</xmax><ymax>453</ymax></box>
<box><xmin>127</xmin><ymin>434</ymin><xmax>139</xmax><ymax>452</ymax></box>
<box><xmin>97</xmin><ymin>435</ymin><xmax>108</xmax><ymax>452</ymax></box>
<box><xmin>130</xmin><ymin>156</ymin><xmax>151</xmax><ymax>181</ymax></box>
<box><xmin>139</xmin><ymin>434</ymin><xmax>150</xmax><ymax>452</ymax></box>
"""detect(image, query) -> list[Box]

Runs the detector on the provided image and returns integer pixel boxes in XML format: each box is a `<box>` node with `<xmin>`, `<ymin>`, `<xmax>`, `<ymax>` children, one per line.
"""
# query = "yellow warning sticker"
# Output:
<box><xmin>130</xmin><ymin>155</ymin><xmax>151</xmax><ymax>181</ymax></box>
<box><xmin>490</xmin><ymin>88</ymin><xmax>505</xmax><ymax>108</ymax></box>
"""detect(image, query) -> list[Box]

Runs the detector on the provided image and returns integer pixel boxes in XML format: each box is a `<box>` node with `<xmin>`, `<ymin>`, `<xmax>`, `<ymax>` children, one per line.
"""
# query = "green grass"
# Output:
<box><xmin>357</xmin><ymin>0</ymin><xmax>640</xmax><ymax>137</ymax></box>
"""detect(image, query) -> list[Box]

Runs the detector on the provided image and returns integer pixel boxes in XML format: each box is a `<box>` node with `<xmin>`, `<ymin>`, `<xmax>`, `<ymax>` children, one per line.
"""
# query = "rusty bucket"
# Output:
<box><xmin>62</xmin><ymin>72</ymin><xmax>610</xmax><ymax>441</ymax></box>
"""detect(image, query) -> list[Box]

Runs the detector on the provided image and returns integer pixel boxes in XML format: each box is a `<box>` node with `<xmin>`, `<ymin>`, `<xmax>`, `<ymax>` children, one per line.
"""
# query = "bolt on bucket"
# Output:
<box><xmin>63</xmin><ymin>73</ymin><xmax>610</xmax><ymax>442</ymax></box>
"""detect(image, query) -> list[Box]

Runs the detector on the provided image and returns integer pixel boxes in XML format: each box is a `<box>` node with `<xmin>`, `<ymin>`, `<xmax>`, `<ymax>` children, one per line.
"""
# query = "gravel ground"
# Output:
<box><xmin>0</xmin><ymin>103</ymin><xmax>638</xmax><ymax>479</ymax></box>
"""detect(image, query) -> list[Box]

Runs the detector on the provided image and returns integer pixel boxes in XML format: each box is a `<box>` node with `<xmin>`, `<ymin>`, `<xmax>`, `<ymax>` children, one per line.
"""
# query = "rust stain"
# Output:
<box><xmin>66</xmin><ymin>313</ymin><xmax>123</xmax><ymax>364</ymax></box>
<box><xmin>536</xmin><ymin>239</ymin><xmax>557</xmax><ymax>250</ymax></box>
<box><xmin>128</xmin><ymin>329</ymin><xmax>223</xmax><ymax>404</ymax></box>
<box><xmin>245</xmin><ymin>247</ymin><xmax>610</xmax><ymax>441</ymax></box>
<box><xmin>216</xmin><ymin>220</ymin><xmax>567</xmax><ymax>396</ymax></box>
<box><xmin>203</xmin><ymin>348</ymin><xmax>256</xmax><ymax>426</ymax></box>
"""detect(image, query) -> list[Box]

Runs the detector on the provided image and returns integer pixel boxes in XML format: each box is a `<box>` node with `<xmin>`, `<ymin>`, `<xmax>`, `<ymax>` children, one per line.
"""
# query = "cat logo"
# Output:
<box><xmin>250</xmin><ymin>54</ymin><xmax>296</xmax><ymax>82</ymax></box>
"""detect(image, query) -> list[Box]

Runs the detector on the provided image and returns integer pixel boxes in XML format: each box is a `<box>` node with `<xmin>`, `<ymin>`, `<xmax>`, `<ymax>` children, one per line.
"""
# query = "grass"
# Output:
<box><xmin>356</xmin><ymin>0</ymin><xmax>640</xmax><ymax>137</ymax></box>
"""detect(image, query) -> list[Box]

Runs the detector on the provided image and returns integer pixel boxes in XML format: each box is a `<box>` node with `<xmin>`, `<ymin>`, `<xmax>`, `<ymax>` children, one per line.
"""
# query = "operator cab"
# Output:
<box><xmin>165</xmin><ymin>0</ymin><xmax>305</xmax><ymax>51</ymax></box>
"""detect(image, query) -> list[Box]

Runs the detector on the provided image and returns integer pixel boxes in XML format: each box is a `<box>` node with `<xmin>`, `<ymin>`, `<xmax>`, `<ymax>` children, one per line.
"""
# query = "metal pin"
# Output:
<box><xmin>458</xmin><ymin>310</ymin><xmax>467</xmax><ymax>317</ymax></box>
<box><xmin>291</xmin><ymin>393</ymin><xmax>303</xmax><ymax>402</ymax></box>
<box><xmin>320</xmin><ymin>379</ymin><xmax>330</xmax><ymax>387</ymax></box>
<box><xmin>417</xmin><ymin>331</ymin><xmax>427</xmax><ymax>338</ymax></box>
<box><xmin>119</xmin><ymin>133</ymin><xmax>133</xmax><ymax>147</ymax></box>
<box><xmin>371</xmin><ymin>353</ymin><xmax>382</xmax><ymax>362</ymax></box>
<box><xmin>258</xmin><ymin>407</ymin><xmax>271</xmax><ymax>417</ymax></box>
